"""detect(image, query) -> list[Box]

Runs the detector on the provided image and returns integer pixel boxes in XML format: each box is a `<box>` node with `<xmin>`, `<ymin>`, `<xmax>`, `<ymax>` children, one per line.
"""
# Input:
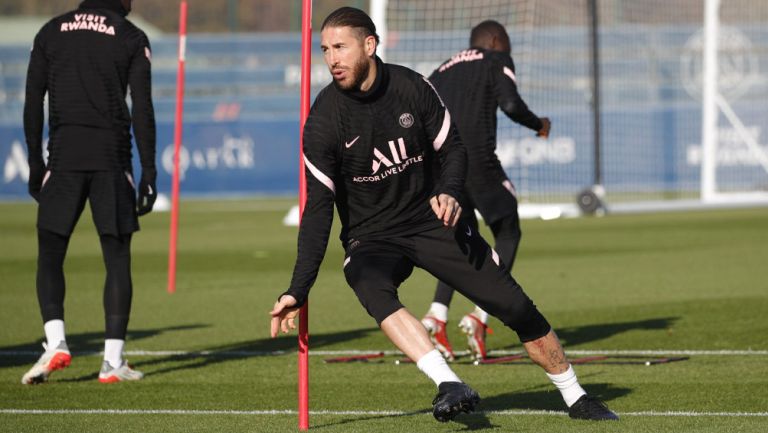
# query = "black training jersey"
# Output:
<box><xmin>429</xmin><ymin>48</ymin><xmax>541</xmax><ymax>221</ymax></box>
<box><xmin>284</xmin><ymin>57</ymin><xmax>467</xmax><ymax>306</ymax></box>
<box><xmin>24</xmin><ymin>0</ymin><xmax>155</xmax><ymax>173</ymax></box>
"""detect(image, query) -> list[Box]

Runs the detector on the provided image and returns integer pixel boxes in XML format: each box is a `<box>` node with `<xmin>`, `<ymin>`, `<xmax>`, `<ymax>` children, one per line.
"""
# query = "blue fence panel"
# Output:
<box><xmin>0</xmin><ymin>119</ymin><xmax>300</xmax><ymax>199</ymax></box>
<box><xmin>2</xmin><ymin>25</ymin><xmax>767</xmax><ymax>200</ymax></box>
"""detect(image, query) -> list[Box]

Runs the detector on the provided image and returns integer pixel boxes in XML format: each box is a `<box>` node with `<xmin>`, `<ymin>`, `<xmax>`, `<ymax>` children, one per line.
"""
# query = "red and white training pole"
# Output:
<box><xmin>167</xmin><ymin>0</ymin><xmax>187</xmax><ymax>294</ymax></box>
<box><xmin>298</xmin><ymin>0</ymin><xmax>312</xmax><ymax>429</ymax></box>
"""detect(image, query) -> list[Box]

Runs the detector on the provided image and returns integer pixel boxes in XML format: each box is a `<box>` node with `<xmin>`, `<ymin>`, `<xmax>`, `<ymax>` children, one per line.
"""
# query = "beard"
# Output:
<box><xmin>335</xmin><ymin>55</ymin><xmax>371</xmax><ymax>91</ymax></box>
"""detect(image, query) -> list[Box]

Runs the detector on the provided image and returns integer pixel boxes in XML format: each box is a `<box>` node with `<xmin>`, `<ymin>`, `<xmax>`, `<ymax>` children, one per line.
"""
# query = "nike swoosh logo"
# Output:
<box><xmin>466</xmin><ymin>226</ymin><xmax>472</xmax><ymax>236</ymax></box>
<box><xmin>345</xmin><ymin>136</ymin><xmax>360</xmax><ymax>148</ymax></box>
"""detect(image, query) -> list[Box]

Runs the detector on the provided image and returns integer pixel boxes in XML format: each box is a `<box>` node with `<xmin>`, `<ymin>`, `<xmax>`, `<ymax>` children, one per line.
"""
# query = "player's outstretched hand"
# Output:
<box><xmin>137</xmin><ymin>169</ymin><xmax>157</xmax><ymax>216</ymax></box>
<box><xmin>430</xmin><ymin>193</ymin><xmax>462</xmax><ymax>227</ymax></box>
<box><xmin>537</xmin><ymin>117</ymin><xmax>551</xmax><ymax>138</ymax></box>
<box><xmin>270</xmin><ymin>294</ymin><xmax>300</xmax><ymax>338</ymax></box>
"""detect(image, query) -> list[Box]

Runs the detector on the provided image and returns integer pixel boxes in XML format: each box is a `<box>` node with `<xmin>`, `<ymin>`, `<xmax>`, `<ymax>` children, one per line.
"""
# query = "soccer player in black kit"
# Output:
<box><xmin>420</xmin><ymin>21</ymin><xmax>551</xmax><ymax>362</ymax></box>
<box><xmin>22</xmin><ymin>0</ymin><xmax>155</xmax><ymax>384</ymax></box>
<box><xmin>270</xmin><ymin>7</ymin><xmax>617</xmax><ymax>422</ymax></box>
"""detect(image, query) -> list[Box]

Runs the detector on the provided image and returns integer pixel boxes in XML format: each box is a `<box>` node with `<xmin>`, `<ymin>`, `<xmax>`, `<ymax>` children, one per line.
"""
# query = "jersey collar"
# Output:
<box><xmin>78</xmin><ymin>0</ymin><xmax>129</xmax><ymax>16</ymax></box>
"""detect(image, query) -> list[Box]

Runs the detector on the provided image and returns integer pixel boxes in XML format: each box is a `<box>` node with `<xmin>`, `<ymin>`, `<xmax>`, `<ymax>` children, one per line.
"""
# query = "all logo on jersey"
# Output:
<box><xmin>372</xmin><ymin>138</ymin><xmax>408</xmax><ymax>173</ymax></box>
<box><xmin>352</xmin><ymin>137</ymin><xmax>424</xmax><ymax>183</ymax></box>
<box><xmin>399</xmin><ymin>113</ymin><xmax>414</xmax><ymax>128</ymax></box>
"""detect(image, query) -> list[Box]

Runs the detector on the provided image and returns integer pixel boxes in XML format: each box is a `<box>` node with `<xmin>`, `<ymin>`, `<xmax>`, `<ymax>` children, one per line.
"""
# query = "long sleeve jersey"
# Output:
<box><xmin>284</xmin><ymin>57</ymin><xmax>467</xmax><ymax>306</ymax></box>
<box><xmin>428</xmin><ymin>48</ymin><xmax>542</xmax><ymax>222</ymax></box>
<box><xmin>23</xmin><ymin>0</ymin><xmax>155</xmax><ymax>173</ymax></box>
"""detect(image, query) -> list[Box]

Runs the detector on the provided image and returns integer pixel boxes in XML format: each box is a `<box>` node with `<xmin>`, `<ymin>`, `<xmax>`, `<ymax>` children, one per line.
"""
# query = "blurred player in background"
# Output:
<box><xmin>270</xmin><ymin>7</ymin><xmax>616</xmax><ymax>422</ymax></box>
<box><xmin>22</xmin><ymin>0</ymin><xmax>156</xmax><ymax>384</ymax></box>
<box><xmin>421</xmin><ymin>20</ymin><xmax>551</xmax><ymax>361</ymax></box>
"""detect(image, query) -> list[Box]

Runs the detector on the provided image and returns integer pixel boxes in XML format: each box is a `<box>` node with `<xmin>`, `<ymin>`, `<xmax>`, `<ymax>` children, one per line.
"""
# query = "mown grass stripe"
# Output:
<box><xmin>1</xmin><ymin>409</ymin><xmax>766</xmax><ymax>417</ymax></box>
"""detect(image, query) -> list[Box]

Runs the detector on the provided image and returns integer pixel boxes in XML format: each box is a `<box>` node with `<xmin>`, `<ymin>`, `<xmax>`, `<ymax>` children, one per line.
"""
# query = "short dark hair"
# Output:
<box><xmin>321</xmin><ymin>7</ymin><xmax>380</xmax><ymax>45</ymax></box>
<box><xmin>470</xmin><ymin>20</ymin><xmax>510</xmax><ymax>53</ymax></box>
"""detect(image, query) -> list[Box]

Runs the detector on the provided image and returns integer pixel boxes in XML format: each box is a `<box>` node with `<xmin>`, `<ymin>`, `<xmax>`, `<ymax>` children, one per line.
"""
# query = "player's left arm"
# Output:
<box><xmin>127</xmin><ymin>30</ymin><xmax>157</xmax><ymax>216</ymax></box>
<box><xmin>23</xmin><ymin>28</ymin><xmax>49</xmax><ymax>202</ymax></box>
<box><xmin>419</xmin><ymin>76</ymin><xmax>466</xmax><ymax>226</ymax></box>
<box><xmin>493</xmin><ymin>54</ymin><xmax>550</xmax><ymax>137</ymax></box>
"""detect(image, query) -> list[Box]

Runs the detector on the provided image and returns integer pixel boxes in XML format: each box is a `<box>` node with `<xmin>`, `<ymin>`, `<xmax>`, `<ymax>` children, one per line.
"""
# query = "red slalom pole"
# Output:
<box><xmin>297</xmin><ymin>0</ymin><xmax>312</xmax><ymax>429</ymax></box>
<box><xmin>167</xmin><ymin>0</ymin><xmax>187</xmax><ymax>294</ymax></box>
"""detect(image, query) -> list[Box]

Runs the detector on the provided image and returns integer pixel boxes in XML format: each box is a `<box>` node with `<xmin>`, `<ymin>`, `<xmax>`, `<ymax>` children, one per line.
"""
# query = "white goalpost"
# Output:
<box><xmin>701</xmin><ymin>0</ymin><xmax>768</xmax><ymax>204</ymax></box>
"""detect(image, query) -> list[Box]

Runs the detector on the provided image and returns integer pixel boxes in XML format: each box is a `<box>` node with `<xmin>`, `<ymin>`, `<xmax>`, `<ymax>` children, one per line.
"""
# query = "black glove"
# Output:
<box><xmin>537</xmin><ymin>117</ymin><xmax>551</xmax><ymax>138</ymax></box>
<box><xmin>137</xmin><ymin>168</ymin><xmax>157</xmax><ymax>216</ymax></box>
<box><xmin>28</xmin><ymin>160</ymin><xmax>46</xmax><ymax>202</ymax></box>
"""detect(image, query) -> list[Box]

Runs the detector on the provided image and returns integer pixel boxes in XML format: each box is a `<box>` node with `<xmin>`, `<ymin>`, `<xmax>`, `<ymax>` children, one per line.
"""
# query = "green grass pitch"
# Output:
<box><xmin>1</xmin><ymin>198</ymin><xmax>767</xmax><ymax>432</ymax></box>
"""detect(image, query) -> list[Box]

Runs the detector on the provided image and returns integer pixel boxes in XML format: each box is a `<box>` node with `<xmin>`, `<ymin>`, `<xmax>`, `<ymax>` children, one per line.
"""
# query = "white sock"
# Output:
<box><xmin>104</xmin><ymin>339</ymin><xmax>125</xmax><ymax>369</ymax></box>
<box><xmin>546</xmin><ymin>364</ymin><xmax>587</xmax><ymax>407</ymax></box>
<box><xmin>43</xmin><ymin>320</ymin><xmax>66</xmax><ymax>348</ymax></box>
<box><xmin>416</xmin><ymin>349</ymin><xmax>461</xmax><ymax>386</ymax></box>
<box><xmin>428</xmin><ymin>302</ymin><xmax>449</xmax><ymax>322</ymax></box>
<box><xmin>472</xmin><ymin>306</ymin><xmax>489</xmax><ymax>324</ymax></box>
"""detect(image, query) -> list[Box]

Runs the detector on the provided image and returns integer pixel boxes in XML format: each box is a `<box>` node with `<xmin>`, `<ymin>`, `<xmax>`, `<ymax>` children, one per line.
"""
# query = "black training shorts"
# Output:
<box><xmin>342</xmin><ymin>223</ymin><xmax>550</xmax><ymax>342</ymax></box>
<box><xmin>37</xmin><ymin>170</ymin><xmax>139</xmax><ymax>237</ymax></box>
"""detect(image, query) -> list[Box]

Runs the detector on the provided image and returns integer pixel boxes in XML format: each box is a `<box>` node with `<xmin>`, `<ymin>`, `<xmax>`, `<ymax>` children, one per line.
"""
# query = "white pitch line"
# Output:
<box><xmin>1</xmin><ymin>409</ymin><xmax>766</xmax><ymax>418</ymax></box>
<box><xmin>560</xmin><ymin>349</ymin><xmax>768</xmax><ymax>356</ymax></box>
<box><xmin>1</xmin><ymin>349</ymin><xmax>767</xmax><ymax>357</ymax></box>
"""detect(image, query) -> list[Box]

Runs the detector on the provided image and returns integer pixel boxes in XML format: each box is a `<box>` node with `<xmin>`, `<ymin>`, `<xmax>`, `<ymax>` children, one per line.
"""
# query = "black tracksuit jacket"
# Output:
<box><xmin>284</xmin><ymin>57</ymin><xmax>467</xmax><ymax>306</ymax></box>
<box><xmin>429</xmin><ymin>47</ymin><xmax>542</xmax><ymax>223</ymax></box>
<box><xmin>24</xmin><ymin>0</ymin><xmax>155</xmax><ymax>191</ymax></box>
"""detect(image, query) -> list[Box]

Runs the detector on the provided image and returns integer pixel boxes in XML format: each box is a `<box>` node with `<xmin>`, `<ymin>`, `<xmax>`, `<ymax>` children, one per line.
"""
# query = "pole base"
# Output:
<box><xmin>576</xmin><ymin>185</ymin><xmax>606</xmax><ymax>215</ymax></box>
